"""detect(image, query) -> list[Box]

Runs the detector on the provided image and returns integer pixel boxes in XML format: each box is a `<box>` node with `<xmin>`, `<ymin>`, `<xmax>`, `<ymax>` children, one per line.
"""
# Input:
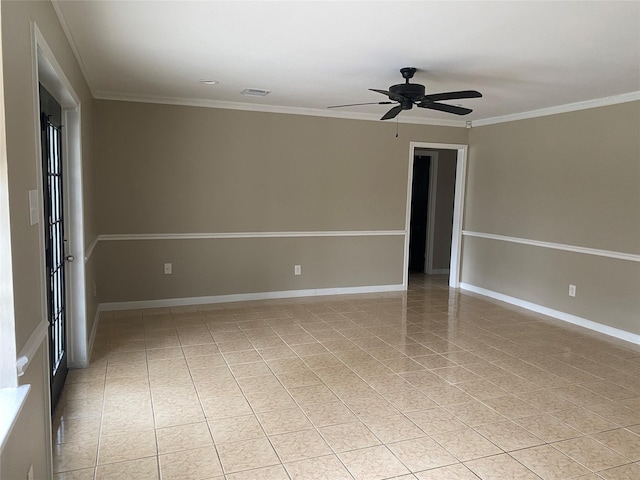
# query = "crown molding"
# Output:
<box><xmin>92</xmin><ymin>91</ymin><xmax>467</xmax><ymax>128</ymax></box>
<box><xmin>50</xmin><ymin>0</ymin><xmax>96</xmax><ymax>94</ymax></box>
<box><xmin>472</xmin><ymin>91</ymin><xmax>640</xmax><ymax>127</ymax></box>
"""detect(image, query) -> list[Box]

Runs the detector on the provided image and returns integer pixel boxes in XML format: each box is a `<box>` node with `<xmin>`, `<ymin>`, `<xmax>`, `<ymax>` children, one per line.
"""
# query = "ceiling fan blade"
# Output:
<box><xmin>381</xmin><ymin>105</ymin><xmax>404</xmax><ymax>120</ymax></box>
<box><xmin>369</xmin><ymin>88</ymin><xmax>407</xmax><ymax>103</ymax></box>
<box><xmin>327</xmin><ymin>101</ymin><xmax>394</xmax><ymax>109</ymax></box>
<box><xmin>418</xmin><ymin>102</ymin><xmax>472</xmax><ymax>115</ymax></box>
<box><xmin>421</xmin><ymin>90</ymin><xmax>483</xmax><ymax>102</ymax></box>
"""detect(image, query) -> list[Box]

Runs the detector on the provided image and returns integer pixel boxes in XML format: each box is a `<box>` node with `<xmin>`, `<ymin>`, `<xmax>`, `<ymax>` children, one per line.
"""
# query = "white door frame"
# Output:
<box><xmin>32</xmin><ymin>23</ymin><xmax>88</xmax><ymax>369</ymax></box>
<box><xmin>404</xmin><ymin>142</ymin><xmax>468</xmax><ymax>288</ymax></box>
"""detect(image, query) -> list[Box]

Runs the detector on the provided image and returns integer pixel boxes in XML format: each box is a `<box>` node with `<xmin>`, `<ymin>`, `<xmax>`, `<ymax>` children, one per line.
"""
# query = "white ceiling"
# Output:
<box><xmin>53</xmin><ymin>1</ymin><xmax>640</xmax><ymax>125</ymax></box>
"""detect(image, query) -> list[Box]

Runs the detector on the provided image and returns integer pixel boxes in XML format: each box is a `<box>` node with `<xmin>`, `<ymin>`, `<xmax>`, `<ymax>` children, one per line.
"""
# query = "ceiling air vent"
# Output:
<box><xmin>241</xmin><ymin>88</ymin><xmax>270</xmax><ymax>96</ymax></box>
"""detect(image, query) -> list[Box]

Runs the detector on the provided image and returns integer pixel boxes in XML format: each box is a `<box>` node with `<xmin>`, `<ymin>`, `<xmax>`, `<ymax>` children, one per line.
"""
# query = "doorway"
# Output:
<box><xmin>40</xmin><ymin>84</ymin><xmax>69</xmax><ymax>411</ymax></box>
<box><xmin>403</xmin><ymin>142</ymin><xmax>468</xmax><ymax>288</ymax></box>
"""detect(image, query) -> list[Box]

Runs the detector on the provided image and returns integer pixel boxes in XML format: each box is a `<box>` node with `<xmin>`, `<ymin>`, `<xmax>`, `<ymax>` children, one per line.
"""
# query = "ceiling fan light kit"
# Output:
<box><xmin>329</xmin><ymin>67</ymin><xmax>482</xmax><ymax>120</ymax></box>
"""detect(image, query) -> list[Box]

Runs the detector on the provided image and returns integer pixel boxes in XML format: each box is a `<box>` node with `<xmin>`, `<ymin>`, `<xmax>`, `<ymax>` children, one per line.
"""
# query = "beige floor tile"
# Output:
<box><xmin>586</xmin><ymin>401</ymin><xmax>640</xmax><ymax>427</ymax></box>
<box><xmin>318</xmin><ymin>421</ymin><xmax>381</xmax><ymax>452</ymax></box>
<box><xmin>53</xmin><ymin>417</ymin><xmax>101</xmax><ymax>444</ymax></box>
<box><xmin>597</xmin><ymin>463</ymin><xmax>640</xmax><ymax>480</ymax></box>
<box><xmin>405</xmin><ymin>407</ymin><xmax>467</xmax><ymax>435</ymax></box>
<box><xmin>514</xmin><ymin>389</ymin><xmax>577</xmax><ymax>412</ymax></box>
<box><xmin>387</xmin><ymin>436</ymin><xmax>458</xmax><ymax>471</ymax></box>
<box><xmin>550</xmin><ymin>385</ymin><xmax>610</xmax><ymax>407</ymax></box>
<box><xmin>245</xmin><ymin>391</ymin><xmax>298</xmax><ymax>413</ymax></box>
<box><xmin>363</xmin><ymin>414</ymin><xmax>425</xmax><ymax>443</ymax></box>
<box><xmin>302</xmin><ymin>401</ymin><xmax>358</xmax><ymax>426</ymax></box>
<box><xmin>156</xmin><ymin>422</ymin><xmax>213</xmax><ymax>454</ymax></box>
<box><xmin>552</xmin><ymin>436</ymin><xmax>629</xmax><ymax>471</ymax></box>
<box><xmin>414</xmin><ymin>463</ymin><xmax>478</xmax><ymax>479</ymax></box>
<box><xmin>444</xmin><ymin>400</ymin><xmax>508</xmax><ymax>426</ymax></box>
<box><xmin>159</xmin><ymin>445</ymin><xmax>223</xmax><ymax>479</ymax></box>
<box><xmin>200</xmin><ymin>394</ymin><xmax>252</xmax><ymax>419</ymax></box>
<box><xmin>230</xmin><ymin>361</ymin><xmax>272</xmax><ymax>378</ymax></box>
<box><xmin>100</xmin><ymin>410</ymin><xmax>156</xmax><ymax>436</ymax></box>
<box><xmin>338</xmin><ymin>445</ymin><xmax>409</xmax><ymax>479</ymax></box>
<box><xmin>53</xmin><ymin>468</ymin><xmax>96</xmax><ymax>480</ymax></box>
<box><xmin>97</xmin><ymin>429</ymin><xmax>157</xmax><ymax>465</ymax></box>
<box><xmin>269</xmin><ymin>429</ymin><xmax>332</xmax><ymax>463</ymax></box>
<box><xmin>511</xmin><ymin>444</ymin><xmax>591</xmax><ymax>479</ymax></box>
<box><xmin>474</xmin><ymin>421</ymin><xmax>545</xmax><ymax>451</ymax></box>
<box><xmin>208</xmin><ymin>414</ymin><xmax>264</xmax><ymax>444</ymax></box>
<box><xmin>257</xmin><ymin>407</ymin><xmax>313</xmax><ymax>435</ymax></box>
<box><xmin>483</xmin><ymin>395</ymin><xmax>542</xmax><ymax>420</ymax></box>
<box><xmin>53</xmin><ymin>440</ymin><xmax>98</xmax><ymax>473</ymax></box>
<box><xmin>456</xmin><ymin>379</ymin><xmax>509</xmax><ymax>400</ymax></box>
<box><xmin>383</xmin><ymin>389</ymin><xmax>438</xmax><ymax>412</ymax></box>
<box><xmin>432</xmin><ymin>427</ymin><xmax>502</xmax><ymax>462</ymax></box>
<box><xmin>55</xmin><ymin>282</ymin><xmax>640</xmax><ymax>480</ymax></box>
<box><xmin>95</xmin><ymin>457</ymin><xmax>159</xmax><ymax>480</ymax></box>
<box><xmin>288</xmin><ymin>384</ymin><xmax>339</xmax><ymax>405</ymax></box>
<box><xmin>592</xmin><ymin>428</ymin><xmax>640</xmax><ymax>461</ymax></box>
<box><xmin>464</xmin><ymin>453</ymin><xmax>541</xmax><ymax>479</ymax></box>
<box><xmin>217</xmin><ymin>437</ymin><xmax>280</xmax><ymax>473</ymax></box>
<box><xmin>224</xmin><ymin>464</ymin><xmax>290</xmax><ymax>480</ymax></box>
<box><xmin>551</xmin><ymin>407</ymin><xmax>618</xmax><ymax>434</ymax></box>
<box><xmin>514</xmin><ymin>414</ymin><xmax>583</xmax><ymax>443</ymax></box>
<box><xmin>284</xmin><ymin>454</ymin><xmax>353</xmax><ymax>479</ymax></box>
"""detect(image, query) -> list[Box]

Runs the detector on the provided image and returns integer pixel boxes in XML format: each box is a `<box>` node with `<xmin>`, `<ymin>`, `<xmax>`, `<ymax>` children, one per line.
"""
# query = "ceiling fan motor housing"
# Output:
<box><xmin>390</xmin><ymin>83</ymin><xmax>425</xmax><ymax>108</ymax></box>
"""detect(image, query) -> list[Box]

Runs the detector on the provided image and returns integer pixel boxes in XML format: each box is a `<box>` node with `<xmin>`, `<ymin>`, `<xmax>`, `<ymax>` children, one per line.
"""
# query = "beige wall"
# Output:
<box><xmin>94</xmin><ymin>100</ymin><xmax>468</xmax><ymax>303</ymax></box>
<box><xmin>1</xmin><ymin>0</ymin><xmax>96</xmax><ymax>476</ymax></box>
<box><xmin>462</xmin><ymin>101</ymin><xmax>640</xmax><ymax>334</ymax></box>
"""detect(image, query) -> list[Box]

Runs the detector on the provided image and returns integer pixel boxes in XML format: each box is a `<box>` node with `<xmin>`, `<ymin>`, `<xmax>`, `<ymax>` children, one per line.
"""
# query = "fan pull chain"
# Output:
<box><xmin>395</xmin><ymin>116</ymin><xmax>399</xmax><ymax>138</ymax></box>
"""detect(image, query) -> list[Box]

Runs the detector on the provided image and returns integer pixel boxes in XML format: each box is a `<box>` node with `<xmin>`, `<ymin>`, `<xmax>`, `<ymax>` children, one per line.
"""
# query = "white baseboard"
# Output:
<box><xmin>74</xmin><ymin>306</ymin><xmax>100</xmax><ymax>368</ymax></box>
<box><xmin>459</xmin><ymin>282</ymin><xmax>640</xmax><ymax>345</ymax></box>
<box><xmin>99</xmin><ymin>284</ymin><xmax>406</xmax><ymax>312</ymax></box>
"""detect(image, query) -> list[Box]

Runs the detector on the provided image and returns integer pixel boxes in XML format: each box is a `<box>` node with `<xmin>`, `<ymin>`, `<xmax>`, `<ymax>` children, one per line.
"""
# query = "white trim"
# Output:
<box><xmin>15</xmin><ymin>319</ymin><xmax>49</xmax><ymax>377</ymax></box>
<box><xmin>69</xmin><ymin>308</ymin><xmax>99</xmax><ymax>369</ymax></box>
<box><xmin>0</xmin><ymin>385</ymin><xmax>31</xmax><ymax>453</ymax></box>
<box><xmin>99</xmin><ymin>284</ymin><xmax>405</xmax><ymax>311</ymax></box>
<box><xmin>449</xmin><ymin>148</ymin><xmax>468</xmax><ymax>288</ymax></box>
<box><xmin>472</xmin><ymin>91</ymin><xmax>640</xmax><ymax>127</ymax></box>
<box><xmin>93</xmin><ymin>92</ymin><xmax>467</xmax><ymax>128</ymax></box>
<box><xmin>98</xmin><ymin>230</ymin><xmax>406</xmax><ymax>242</ymax></box>
<box><xmin>459</xmin><ymin>283</ymin><xmax>640</xmax><ymax>345</ymax></box>
<box><xmin>462</xmin><ymin>230</ymin><xmax>640</xmax><ymax>263</ymax></box>
<box><xmin>85</xmin><ymin>235</ymin><xmax>99</xmax><ymax>262</ymax></box>
<box><xmin>50</xmin><ymin>0</ymin><xmax>95</xmax><ymax>95</ymax></box>
<box><xmin>426</xmin><ymin>155</ymin><xmax>438</xmax><ymax>273</ymax></box>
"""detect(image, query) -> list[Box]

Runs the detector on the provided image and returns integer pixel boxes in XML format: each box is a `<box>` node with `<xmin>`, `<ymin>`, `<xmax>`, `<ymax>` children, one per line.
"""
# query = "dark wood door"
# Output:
<box><xmin>40</xmin><ymin>84</ymin><xmax>69</xmax><ymax>412</ymax></box>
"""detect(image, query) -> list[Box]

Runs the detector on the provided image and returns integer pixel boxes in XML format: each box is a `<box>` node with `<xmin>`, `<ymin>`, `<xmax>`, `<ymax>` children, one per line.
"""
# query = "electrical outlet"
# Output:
<box><xmin>569</xmin><ymin>284</ymin><xmax>576</xmax><ymax>297</ymax></box>
<box><xmin>93</xmin><ymin>281</ymin><xmax>97</xmax><ymax>297</ymax></box>
<box><xmin>164</xmin><ymin>263</ymin><xmax>172</xmax><ymax>275</ymax></box>
<box><xmin>294</xmin><ymin>265</ymin><xmax>301</xmax><ymax>276</ymax></box>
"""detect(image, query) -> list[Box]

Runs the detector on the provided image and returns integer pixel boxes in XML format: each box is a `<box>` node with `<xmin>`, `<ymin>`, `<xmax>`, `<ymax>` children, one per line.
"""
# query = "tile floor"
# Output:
<box><xmin>53</xmin><ymin>275</ymin><xmax>640</xmax><ymax>479</ymax></box>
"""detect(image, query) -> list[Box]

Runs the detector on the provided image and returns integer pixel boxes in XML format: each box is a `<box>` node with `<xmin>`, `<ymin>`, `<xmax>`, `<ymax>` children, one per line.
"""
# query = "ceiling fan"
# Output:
<box><xmin>329</xmin><ymin>67</ymin><xmax>482</xmax><ymax>120</ymax></box>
